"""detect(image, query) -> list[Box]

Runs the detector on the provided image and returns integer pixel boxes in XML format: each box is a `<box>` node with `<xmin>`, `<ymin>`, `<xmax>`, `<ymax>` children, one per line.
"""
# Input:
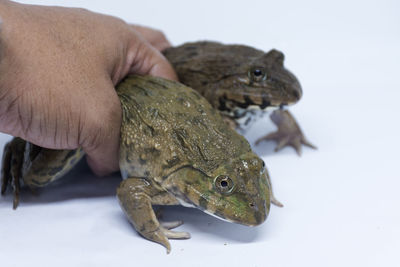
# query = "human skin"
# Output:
<box><xmin>0</xmin><ymin>1</ymin><xmax>177</xmax><ymax>175</ymax></box>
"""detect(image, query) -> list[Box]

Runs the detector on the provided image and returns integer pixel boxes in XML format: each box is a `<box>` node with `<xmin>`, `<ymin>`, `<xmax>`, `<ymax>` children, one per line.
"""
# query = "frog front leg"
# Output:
<box><xmin>256</xmin><ymin>109</ymin><xmax>316</xmax><ymax>155</ymax></box>
<box><xmin>117</xmin><ymin>178</ymin><xmax>190</xmax><ymax>253</ymax></box>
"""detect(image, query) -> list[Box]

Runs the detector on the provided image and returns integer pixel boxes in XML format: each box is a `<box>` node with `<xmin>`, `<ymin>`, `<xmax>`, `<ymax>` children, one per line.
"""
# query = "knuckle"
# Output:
<box><xmin>154</xmin><ymin>29</ymin><xmax>167</xmax><ymax>40</ymax></box>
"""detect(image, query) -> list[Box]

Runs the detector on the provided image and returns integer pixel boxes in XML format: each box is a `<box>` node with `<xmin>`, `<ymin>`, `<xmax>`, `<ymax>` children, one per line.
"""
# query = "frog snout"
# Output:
<box><xmin>292</xmin><ymin>88</ymin><xmax>301</xmax><ymax>101</ymax></box>
<box><xmin>247</xmin><ymin>200</ymin><xmax>269</xmax><ymax>226</ymax></box>
<box><xmin>284</xmin><ymin>69</ymin><xmax>302</xmax><ymax>103</ymax></box>
<box><xmin>292</xmin><ymin>81</ymin><xmax>302</xmax><ymax>101</ymax></box>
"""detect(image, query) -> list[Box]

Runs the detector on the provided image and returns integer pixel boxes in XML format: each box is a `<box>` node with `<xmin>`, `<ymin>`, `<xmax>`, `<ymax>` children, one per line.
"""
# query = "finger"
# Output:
<box><xmin>128</xmin><ymin>39</ymin><xmax>178</xmax><ymax>81</ymax></box>
<box><xmin>130</xmin><ymin>24</ymin><xmax>171</xmax><ymax>51</ymax></box>
<box><xmin>147</xmin><ymin>50</ymin><xmax>178</xmax><ymax>81</ymax></box>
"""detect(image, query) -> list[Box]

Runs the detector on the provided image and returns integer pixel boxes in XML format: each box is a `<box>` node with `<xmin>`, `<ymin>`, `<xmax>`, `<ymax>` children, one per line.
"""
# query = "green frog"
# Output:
<box><xmin>163</xmin><ymin>41</ymin><xmax>315</xmax><ymax>155</ymax></box>
<box><xmin>1</xmin><ymin>75</ymin><xmax>276</xmax><ymax>253</ymax></box>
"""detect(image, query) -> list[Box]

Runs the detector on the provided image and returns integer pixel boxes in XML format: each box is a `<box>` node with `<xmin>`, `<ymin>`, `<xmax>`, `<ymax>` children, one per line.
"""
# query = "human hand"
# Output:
<box><xmin>0</xmin><ymin>1</ymin><xmax>177</xmax><ymax>175</ymax></box>
<box><xmin>131</xmin><ymin>24</ymin><xmax>172</xmax><ymax>51</ymax></box>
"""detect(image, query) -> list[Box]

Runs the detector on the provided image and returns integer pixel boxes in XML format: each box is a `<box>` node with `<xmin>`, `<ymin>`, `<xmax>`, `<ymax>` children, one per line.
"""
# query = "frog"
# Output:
<box><xmin>1</xmin><ymin>75</ymin><xmax>277</xmax><ymax>253</ymax></box>
<box><xmin>163</xmin><ymin>41</ymin><xmax>316</xmax><ymax>155</ymax></box>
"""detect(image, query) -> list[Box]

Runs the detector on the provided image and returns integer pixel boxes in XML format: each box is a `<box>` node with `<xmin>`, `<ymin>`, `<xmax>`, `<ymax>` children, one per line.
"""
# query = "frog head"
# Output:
<box><xmin>166</xmin><ymin>43</ymin><xmax>302</xmax><ymax>115</ymax></box>
<box><xmin>163</xmin><ymin>152</ymin><xmax>271</xmax><ymax>226</ymax></box>
<box><xmin>250</xmin><ymin>49</ymin><xmax>302</xmax><ymax>105</ymax></box>
<box><xmin>215</xmin><ymin>49</ymin><xmax>302</xmax><ymax>115</ymax></box>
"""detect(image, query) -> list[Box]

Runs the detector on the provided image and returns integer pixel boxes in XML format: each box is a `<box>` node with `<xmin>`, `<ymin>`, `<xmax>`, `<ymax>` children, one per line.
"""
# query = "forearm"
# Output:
<box><xmin>0</xmin><ymin>1</ymin><xmax>18</xmax><ymax>131</ymax></box>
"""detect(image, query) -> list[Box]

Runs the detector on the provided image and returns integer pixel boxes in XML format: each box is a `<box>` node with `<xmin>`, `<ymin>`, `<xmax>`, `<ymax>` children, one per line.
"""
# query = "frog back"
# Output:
<box><xmin>117</xmin><ymin>75</ymin><xmax>251</xmax><ymax>183</ymax></box>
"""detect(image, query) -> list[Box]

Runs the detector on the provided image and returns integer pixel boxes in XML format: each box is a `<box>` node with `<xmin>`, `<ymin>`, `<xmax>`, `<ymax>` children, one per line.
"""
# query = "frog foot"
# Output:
<box><xmin>117</xmin><ymin>179</ymin><xmax>190</xmax><ymax>254</ymax></box>
<box><xmin>255</xmin><ymin>109</ymin><xmax>316</xmax><ymax>156</ymax></box>
<box><xmin>271</xmin><ymin>194</ymin><xmax>283</xmax><ymax>208</ymax></box>
<box><xmin>143</xmin><ymin>221</ymin><xmax>190</xmax><ymax>254</ymax></box>
<box><xmin>264</xmin><ymin>167</ymin><xmax>284</xmax><ymax>207</ymax></box>
<box><xmin>150</xmin><ymin>219</ymin><xmax>190</xmax><ymax>253</ymax></box>
<box><xmin>152</xmin><ymin>215</ymin><xmax>190</xmax><ymax>253</ymax></box>
<box><xmin>1</xmin><ymin>138</ymin><xmax>25</xmax><ymax>209</ymax></box>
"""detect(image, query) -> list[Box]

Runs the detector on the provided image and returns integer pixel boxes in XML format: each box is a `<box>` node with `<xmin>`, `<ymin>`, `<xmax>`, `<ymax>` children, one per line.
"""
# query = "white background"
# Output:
<box><xmin>1</xmin><ymin>0</ymin><xmax>399</xmax><ymax>266</ymax></box>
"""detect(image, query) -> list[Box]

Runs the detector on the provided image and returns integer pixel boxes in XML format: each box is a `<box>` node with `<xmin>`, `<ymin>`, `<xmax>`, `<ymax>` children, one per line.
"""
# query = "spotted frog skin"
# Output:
<box><xmin>163</xmin><ymin>41</ymin><xmax>315</xmax><ymax>154</ymax></box>
<box><xmin>1</xmin><ymin>75</ymin><xmax>274</xmax><ymax>253</ymax></box>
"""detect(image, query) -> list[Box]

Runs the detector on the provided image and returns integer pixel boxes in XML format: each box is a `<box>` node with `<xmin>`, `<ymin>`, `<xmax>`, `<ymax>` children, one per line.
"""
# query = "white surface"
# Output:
<box><xmin>1</xmin><ymin>0</ymin><xmax>399</xmax><ymax>266</ymax></box>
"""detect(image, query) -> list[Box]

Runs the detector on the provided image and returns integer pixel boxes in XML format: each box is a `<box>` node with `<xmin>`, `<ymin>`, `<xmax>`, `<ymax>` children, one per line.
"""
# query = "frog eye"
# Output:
<box><xmin>249</xmin><ymin>67</ymin><xmax>267</xmax><ymax>82</ymax></box>
<box><xmin>214</xmin><ymin>175</ymin><xmax>235</xmax><ymax>195</ymax></box>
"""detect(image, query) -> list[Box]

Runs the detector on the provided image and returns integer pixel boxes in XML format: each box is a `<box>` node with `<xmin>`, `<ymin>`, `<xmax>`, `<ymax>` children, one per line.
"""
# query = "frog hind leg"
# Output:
<box><xmin>1</xmin><ymin>138</ymin><xmax>26</xmax><ymax>209</ymax></box>
<box><xmin>2</xmin><ymin>138</ymin><xmax>84</xmax><ymax>209</ymax></box>
<box><xmin>117</xmin><ymin>178</ymin><xmax>190</xmax><ymax>254</ymax></box>
<box><xmin>255</xmin><ymin>109</ymin><xmax>317</xmax><ymax>156</ymax></box>
<box><xmin>1</xmin><ymin>141</ymin><xmax>12</xmax><ymax>195</ymax></box>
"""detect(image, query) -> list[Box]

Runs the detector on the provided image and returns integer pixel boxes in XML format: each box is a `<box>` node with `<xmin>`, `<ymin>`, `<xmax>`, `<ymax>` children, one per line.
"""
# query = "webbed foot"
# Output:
<box><xmin>138</xmin><ymin>222</ymin><xmax>190</xmax><ymax>254</ymax></box>
<box><xmin>255</xmin><ymin>109</ymin><xmax>316</xmax><ymax>156</ymax></box>
<box><xmin>1</xmin><ymin>138</ymin><xmax>26</xmax><ymax>209</ymax></box>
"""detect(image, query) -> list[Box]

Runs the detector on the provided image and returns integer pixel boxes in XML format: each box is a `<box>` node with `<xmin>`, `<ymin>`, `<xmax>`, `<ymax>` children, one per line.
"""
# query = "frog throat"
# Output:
<box><xmin>232</xmin><ymin>107</ymin><xmax>278</xmax><ymax>128</ymax></box>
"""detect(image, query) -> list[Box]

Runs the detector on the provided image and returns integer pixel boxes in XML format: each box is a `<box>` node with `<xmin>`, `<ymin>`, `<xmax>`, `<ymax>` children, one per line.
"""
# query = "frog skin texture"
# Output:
<box><xmin>1</xmin><ymin>75</ymin><xmax>275</xmax><ymax>253</ymax></box>
<box><xmin>163</xmin><ymin>41</ymin><xmax>316</xmax><ymax>155</ymax></box>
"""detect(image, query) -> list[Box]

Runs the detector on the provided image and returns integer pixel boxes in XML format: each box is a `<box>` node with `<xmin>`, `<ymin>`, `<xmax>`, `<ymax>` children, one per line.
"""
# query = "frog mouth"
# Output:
<box><xmin>219</xmin><ymin>94</ymin><xmax>272</xmax><ymax>112</ymax></box>
<box><xmin>218</xmin><ymin>93</ymin><xmax>289</xmax><ymax>116</ymax></box>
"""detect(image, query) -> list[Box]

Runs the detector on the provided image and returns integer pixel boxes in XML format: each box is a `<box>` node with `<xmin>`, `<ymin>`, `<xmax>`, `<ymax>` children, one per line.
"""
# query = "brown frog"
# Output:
<box><xmin>163</xmin><ymin>41</ymin><xmax>316</xmax><ymax>154</ymax></box>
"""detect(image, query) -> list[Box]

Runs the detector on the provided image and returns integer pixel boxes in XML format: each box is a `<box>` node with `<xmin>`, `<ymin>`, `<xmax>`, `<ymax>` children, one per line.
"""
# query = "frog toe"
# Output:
<box><xmin>142</xmin><ymin>229</ymin><xmax>172</xmax><ymax>254</ymax></box>
<box><xmin>160</xmin><ymin>220</ymin><xmax>190</xmax><ymax>239</ymax></box>
<box><xmin>141</xmin><ymin>225</ymin><xmax>189</xmax><ymax>254</ymax></box>
<box><xmin>10</xmin><ymin>149</ymin><xmax>23</xmax><ymax>210</ymax></box>
<box><xmin>274</xmin><ymin>136</ymin><xmax>292</xmax><ymax>153</ymax></box>
<box><xmin>1</xmin><ymin>138</ymin><xmax>25</xmax><ymax>209</ymax></box>
<box><xmin>1</xmin><ymin>142</ymin><xmax>12</xmax><ymax>195</ymax></box>
<box><xmin>161</xmin><ymin>220</ymin><xmax>184</xmax><ymax>230</ymax></box>
<box><xmin>255</xmin><ymin>110</ymin><xmax>316</xmax><ymax>156</ymax></box>
<box><xmin>255</xmin><ymin>131</ymin><xmax>294</xmax><ymax>153</ymax></box>
<box><xmin>290</xmin><ymin>136</ymin><xmax>317</xmax><ymax>156</ymax></box>
<box><xmin>290</xmin><ymin>138</ymin><xmax>303</xmax><ymax>156</ymax></box>
<box><xmin>301</xmin><ymin>137</ymin><xmax>317</xmax><ymax>150</ymax></box>
<box><xmin>264</xmin><ymin>168</ymin><xmax>284</xmax><ymax>207</ymax></box>
<box><xmin>271</xmin><ymin>195</ymin><xmax>284</xmax><ymax>207</ymax></box>
<box><xmin>161</xmin><ymin>227</ymin><xmax>191</xmax><ymax>239</ymax></box>
<box><xmin>255</xmin><ymin>132</ymin><xmax>279</xmax><ymax>146</ymax></box>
